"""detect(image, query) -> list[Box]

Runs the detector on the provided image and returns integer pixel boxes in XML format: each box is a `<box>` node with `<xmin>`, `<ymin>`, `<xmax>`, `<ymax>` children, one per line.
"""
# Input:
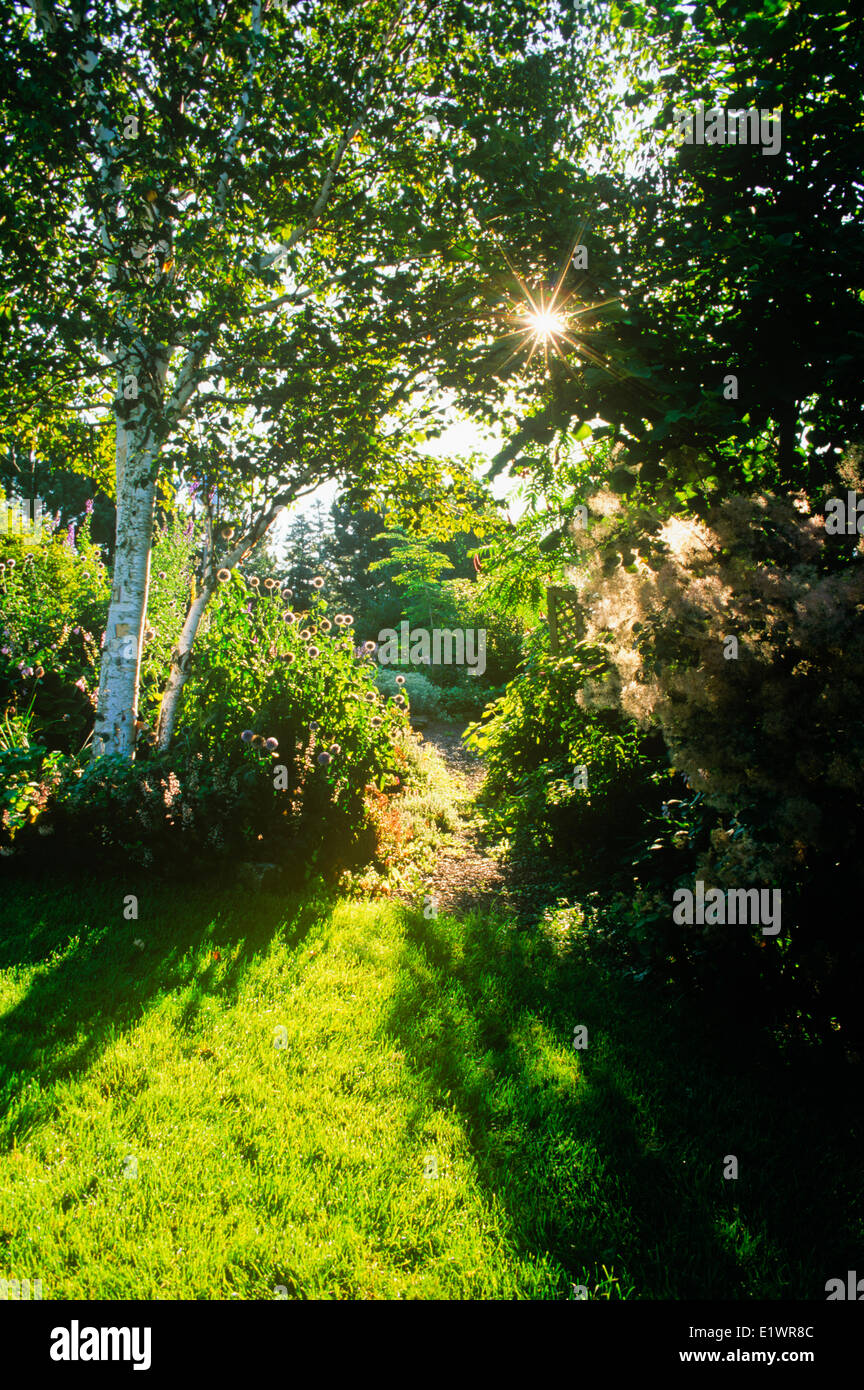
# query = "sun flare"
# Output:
<box><xmin>526</xmin><ymin>309</ymin><xmax>566</xmax><ymax>339</ymax></box>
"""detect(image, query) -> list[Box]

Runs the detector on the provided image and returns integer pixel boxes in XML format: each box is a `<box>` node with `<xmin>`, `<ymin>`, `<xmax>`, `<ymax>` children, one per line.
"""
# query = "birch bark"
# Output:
<box><xmin>92</xmin><ymin>366</ymin><xmax>165</xmax><ymax>758</ymax></box>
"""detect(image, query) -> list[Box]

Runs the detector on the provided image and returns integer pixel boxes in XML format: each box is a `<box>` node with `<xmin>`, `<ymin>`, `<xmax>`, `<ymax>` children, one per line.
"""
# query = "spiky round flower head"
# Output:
<box><xmin>221</xmin><ymin>525</ymin><xmax>235</xmax><ymax>540</ymax></box>
<box><xmin>329</xmin><ymin>743</ymin><xmax>341</xmax><ymax>755</ymax></box>
<box><xmin>264</xmin><ymin>737</ymin><xmax>279</xmax><ymax>752</ymax></box>
<box><xmin>217</xmin><ymin>568</ymin><xmax>231</xmax><ymax>582</ymax></box>
<box><xmin>365</xmin><ymin>690</ymin><xmax>377</xmax><ymax>703</ymax></box>
<box><xmin>311</xmin><ymin>576</ymin><xmax>324</xmax><ymax>589</ymax></box>
<box><xmin>395</xmin><ymin>675</ymin><xmax>406</xmax><ymax>686</ymax></box>
<box><xmin>309</xmin><ymin>720</ymin><xmax>320</xmax><ymax>733</ymax></box>
<box><xmin>6</xmin><ymin>559</ymin><xmax>14</xmax><ymax>569</ymax></box>
<box><xmin>285</xmin><ymin>652</ymin><xmax>296</xmax><ymax>666</ymax></box>
<box><xmin>317</xmin><ymin>751</ymin><xmax>332</xmax><ymax>767</ymax></box>
<box><xmin>34</xmin><ymin>665</ymin><xmax>44</xmax><ymax>679</ymax></box>
<box><xmin>320</xmin><ymin>618</ymin><xmax>332</xmax><ymax>632</ymax></box>
<box><xmin>370</xmin><ymin>717</ymin><xmax>383</xmax><ymax>728</ymax></box>
<box><xmin>364</xmin><ymin>640</ymin><xmax>376</xmax><ymax>653</ymax></box>
<box><xmin>299</xmin><ymin>629</ymin><xmax>311</xmax><ymax>641</ymax></box>
<box><xmin>264</xmin><ymin>577</ymin><xmax>276</xmax><ymax>591</ymax></box>
<box><xmin>342</xmin><ymin>614</ymin><xmax>354</xmax><ymax>626</ymax></box>
<box><xmin>251</xmin><ymin>734</ymin><xmax>265</xmax><ymax>748</ymax></box>
<box><xmin>144</xmin><ymin>626</ymin><xmax>156</xmax><ymax>641</ymax></box>
<box><xmin>308</xmin><ymin>645</ymin><xmax>320</xmax><ymax>658</ymax></box>
<box><xmin>281</xmin><ymin>586</ymin><xmax>294</xmax><ymax>599</ymax></box>
<box><xmin>248</xmin><ymin>575</ymin><xmax>260</xmax><ymax>589</ymax></box>
<box><xmin>282</xmin><ymin>611</ymin><xmax>296</xmax><ymax>625</ymax></box>
<box><xmin>394</xmin><ymin>695</ymin><xmax>407</xmax><ymax>708</ymax></box>
<box><xmin>241</xmin><ymin>730</ymin><xmax>254</xmax><ymax>743</ymax></box>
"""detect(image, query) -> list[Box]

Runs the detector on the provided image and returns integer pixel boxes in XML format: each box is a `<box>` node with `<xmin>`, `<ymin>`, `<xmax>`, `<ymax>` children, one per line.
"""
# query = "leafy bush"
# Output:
<box><xmin>0</xmin><ymin>708</ymin><xmax>66</xmax><ymax>849</ymax></box>
<box><xmin>0</xmin><ymin>502</ymin><xmax>108</xmax><ymax>752</ymax></box>
<box><xmin>45</xmin><ymin>570</ymin><xmax>413</xmax><ymax>874</ymax></box>
<box><xmin>534</xmin><ymin>485</ymin><xmax>864</xmax><ymax>1042</ymax></box>
<box><xmin>436</xmin><ymin>678</ymin><xmax>504</xmax><ymax>721</ymax></box>
<box><xmin>375</xmin><ymin>668</ymin><xmax>445</xmax><ymax>718</ymax></box>
<box><xmin>465</xmin><ymin>627</ymin><xmax>670</xmax><ymax>874</ymax></box>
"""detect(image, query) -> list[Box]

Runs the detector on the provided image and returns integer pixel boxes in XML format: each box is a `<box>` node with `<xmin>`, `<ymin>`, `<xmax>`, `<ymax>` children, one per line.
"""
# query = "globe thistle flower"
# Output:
<box><xmin>221</xmin><ymin>525</ymin><xmax>235</xmax><ymax>540</ymax></box>
<box><xmin>285</xmin><ymin>652</ymin><xmax>296</xmax><ymax>665</ymax></box>
<box><xmin>248</xmin><ymin>575</ymin><xmax>260</xmax><ymax>589</ymax></box>
<box><xmin>282</xmin><ymin>611</ymin><xmax>296</xmax><ymax>625</ymax></box>
<box><xmin>311</xmin><ymin>576</ymin><xmax>324</xmax><ymax>590</ymax></box>
<box><xmin>329</xmin><ymin>743</ymin><xmax>341</xmax><ymax>755</ymax></box>
<box><xmin>320</xmin><ymin>618</ymin><xmax>332</xmax><ymax>632</ymax></box>
<box><xmin>308</xmin><ymin>645</ymin><xmax>320</xmax><ymax>658</ymax></box>
<box><xmin>365</xmin><ymin>691</ymin><xmax>377</xmax><ymax>703</ymax></box>
<box><xmin>370</xmin><ymin>717</ymin><xmax>382</xmax><ymax>728</ymax></box>
<box><xmin>309</xmin><ymin>720</ymin><xmax>320</xmax><ymax>733</ymax></box>
<box><xmin>263</xmin><ymin>577</ymin><xmax>276</xmax><ymax>591</ymax></box>
<box><xmin>6</xmin><ymin>559</ymin><xmax>15</xmax><ymax>569</ymax></box>
<box><xmin>342</xmin><ymin>614</ymin><xmax>354</xmax><ymax>626</ymax></box>
<box><xmin>217</xmin><ymin>568</ymin><xmax>231</xmax><ymax>582</ymax></box>
<box><xmin>265</xmin><ymin>737</ymin><xmax>279</xmax><ymax>752</ymax></box>
<box><xmin>252</xmin><ymin>734</ymin><xmax>265</xmax><ymax>748</ymax></box>
<box><xmin>317</xmin><ymin>751</ymin><xmax>332</xmax><ymax>767</ymax></box>
<box><xmin>241</xmin><ymin>730</ymin><xmax>254</xmax><ymax>743</ymax></box>
<box><xmin>363</xmin><ymin>640</ymin><xmax>376</xmax><ymax>653</ymax></box>
<box><xmin>395</xmin><ymin>675</ymin><xmax>406</xmax><ymax>686</ymax></box>
<box><xmin>334</xmin><ymin>614</ymin><xmax>346</xmax><ymax>626</ymax></box>
<box><xmin>281</xmin><ymin>587</ymin><xmax>294</xmax><ymax>599</ymax></box>
<box><xmin>299</xmin><ymin>629</ymin><xmax>311</xmax><ymax>641</ymax></box>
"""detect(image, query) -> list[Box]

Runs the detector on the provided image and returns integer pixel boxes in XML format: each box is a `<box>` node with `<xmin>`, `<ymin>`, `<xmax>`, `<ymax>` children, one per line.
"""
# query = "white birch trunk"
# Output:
<box><xmin>92</xmin><ymin>385</ymin><xmax>162</xmax><ymax>760</ymax></box>
<box><xmin>155</xmin><ymin>581</ymin><xmax>213</xmax><ymax>750</ymax></box>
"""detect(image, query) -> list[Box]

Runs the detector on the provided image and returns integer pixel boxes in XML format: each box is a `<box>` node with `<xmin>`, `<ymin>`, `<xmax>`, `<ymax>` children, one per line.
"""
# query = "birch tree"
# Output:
<box><xmin>2</xmin><ymin>0</ymin><xmax>614</xmax><ymax>758</ymax></box>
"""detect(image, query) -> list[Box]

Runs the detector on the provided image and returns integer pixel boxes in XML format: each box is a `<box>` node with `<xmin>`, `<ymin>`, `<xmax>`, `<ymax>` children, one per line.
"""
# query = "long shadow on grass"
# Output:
<box><xmin>384</xmin><ymin>904</ymin><xmax>863</xmax><ymax>1300</ymax></box>
<box><xmin>0</xmin><ymin>864</ymin><xmax>323</xmax><ymax>1137</ymax></box>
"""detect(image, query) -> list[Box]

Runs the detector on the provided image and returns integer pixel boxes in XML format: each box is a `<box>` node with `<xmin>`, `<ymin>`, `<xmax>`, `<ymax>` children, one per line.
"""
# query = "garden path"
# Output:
<box><xmin>414</xmin><ymin>720</ymin><xmax>510</xmax><ymax>917</ymax></box>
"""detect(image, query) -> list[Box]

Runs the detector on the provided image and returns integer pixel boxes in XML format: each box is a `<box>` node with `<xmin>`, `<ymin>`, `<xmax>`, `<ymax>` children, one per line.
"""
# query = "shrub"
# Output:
<box><xmin>546</xmin><ymin>486</ymin><xmax>864</xmax><ymax>1041</ymax></box>
<box><xmin>375</xmin><ymin>668</ymin><xmax>444</xmax><ymax>719</ymax></box>
<box><xmin>0</xmin><ymin>501</ymin><xmax>108</xmax><ymax>752</ymax></box>
<box><xmin>48</xmin><ymin>571</ymin><xmax>413</xmax><ymax>875</ymax></box>
<box><xmin>465</xmin><ymin>626</ymin><xmax>671</xmax><ymax>873</ymax></box>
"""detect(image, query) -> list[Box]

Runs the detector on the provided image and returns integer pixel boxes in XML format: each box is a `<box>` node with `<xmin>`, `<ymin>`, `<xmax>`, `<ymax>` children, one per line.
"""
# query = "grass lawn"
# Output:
<box><xmin>0</xmin><ymin>869</ymin><xmax>860</xmax><ymax>1299</ymax></box>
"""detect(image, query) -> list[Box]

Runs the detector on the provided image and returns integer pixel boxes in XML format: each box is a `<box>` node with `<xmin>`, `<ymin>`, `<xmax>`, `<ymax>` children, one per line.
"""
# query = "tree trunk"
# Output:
<box><xmin>156</xmin><ymin>581</ymin><xmax>213</xmax><ymax>750</ymax></box>
<box><xmin>92</xmin><ymin>382</ymin><xmax>163</xmax><ymax>760</ymax></box>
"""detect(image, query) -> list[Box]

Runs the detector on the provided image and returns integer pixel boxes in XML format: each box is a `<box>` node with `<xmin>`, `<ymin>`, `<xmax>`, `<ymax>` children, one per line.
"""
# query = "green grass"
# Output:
<box><xmin>0</xmin><ymin>871</ymin><xmax>860</xmax><ymax>1299</ymax></box>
